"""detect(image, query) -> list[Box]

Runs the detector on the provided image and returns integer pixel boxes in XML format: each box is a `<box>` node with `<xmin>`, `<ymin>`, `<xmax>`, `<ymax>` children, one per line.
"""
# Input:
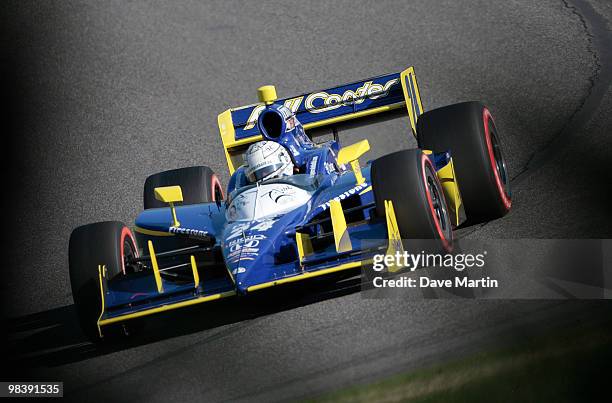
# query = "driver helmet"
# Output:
<box><xmin>244</xmin><ymin>141</ymin><xmax>294</xmax><ymax>183</ymax></box>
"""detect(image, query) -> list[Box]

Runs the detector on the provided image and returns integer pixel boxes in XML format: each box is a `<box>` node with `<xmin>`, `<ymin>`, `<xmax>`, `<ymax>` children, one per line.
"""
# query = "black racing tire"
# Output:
<box><xmin>371</xmin><ymin>149</ymin><xmax>453</xmax><ymax>252</ymax></box>
<box><xmin>69</xmin><ymin>221</ymin><xmax>139</xmax><ymax>341</ymax></box>
<box><xmin>143</xmin><ymin>166</ymin><xmax>224</xmax><ymax>209</ymax></box>
<box><xmin>417</xmin><ymin>101</ymin><xmax>511</xmax><ymax>222</ymax></box>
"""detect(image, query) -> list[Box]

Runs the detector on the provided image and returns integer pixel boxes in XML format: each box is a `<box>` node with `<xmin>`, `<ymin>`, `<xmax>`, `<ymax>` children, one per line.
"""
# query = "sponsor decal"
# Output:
<box><xmin>260</xmin><ymin>185</ymin><xmax>297</xmax><ymax>204</ymax></box>
<box><xmin>225</xmin><ymin>222</ymin><xmax>251</xmax><ymax>240</ymax></box>
<box><xmin>305</xmin><ymin>79</ymin><xmax>399</xmax><ymax>114</ymax></box>
<box><xmin>226</xmin><ymin>218</ymin><xmax>275</xmax><ymax>240</ymax></box>
<box><xmin>168</xmin><ymin>227</ymin><xmax>209</xmax><ymax>237</ymax></box>
<box><xmin>308</xmin><ymin>156</ymin><xmax>319</xmax><ymax>176</ymax></box>
<box><xmin>228</xmin><ymin>236</ymin><xmax>264</xmax><ymax>251</ymax></box>
<box><xmin>225</xmin><ymin>229</ymin><xmax>272</xmax><ymax>263</ymax></box>
<box><xmin>250</xmin><ymin>220</ymin><xmax>275</xmax><ymax>231</ymax></box>
<box><xmin>242</xmin><ymin>78</ymin><xmax>398</xmax><ymax>130</ymax></box>
<box><xmin>317</xmin><ymin>182</ymin><xmax>369</xmax><ymax>211</ymax></box>
<box><xmin>229</xmin><ymin>247</ymin><xmax>260</xmax><ymax>263</ymax></box>
<box><xmin>265</xmin><ymin>189</ymin><xmax>292</xmax><ymax>203</ymax></box>
<box><xmin>226</xmin><ymin>233</ymin><xmax>267</xmax><ymax>247</ymax></box>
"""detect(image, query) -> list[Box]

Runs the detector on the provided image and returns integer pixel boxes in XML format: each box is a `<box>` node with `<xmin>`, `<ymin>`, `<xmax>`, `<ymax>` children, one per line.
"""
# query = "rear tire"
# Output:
<box><xmin>69</xmin><ymin>221</ymin><xmax>138</xmax><ymax>341</ymax></box>
<box><xmin>372</xmin><ymin>149</ymin><xmax>453</xmax><ymax>252</ymax></box>
<box><xmin>143</xmin><ymin>166</ymin><xmax>224</xmax><ymax>209</ymax></box>
<box><xmin>417</xmin><ymin>102</ymin><xmax>511</xmax><ymax>222</ymax></box>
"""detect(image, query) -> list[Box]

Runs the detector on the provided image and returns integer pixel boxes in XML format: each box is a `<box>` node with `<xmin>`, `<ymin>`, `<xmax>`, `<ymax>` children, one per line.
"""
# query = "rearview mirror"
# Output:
<box><xmin>154</xmin><ymin>186</ymin><xmax>183</xmax><ymax>227</ymax></box>
<box><xmin>154</xmin><ymin>186</ymin><xmax>183</xmax><ymax>204</ymax></box>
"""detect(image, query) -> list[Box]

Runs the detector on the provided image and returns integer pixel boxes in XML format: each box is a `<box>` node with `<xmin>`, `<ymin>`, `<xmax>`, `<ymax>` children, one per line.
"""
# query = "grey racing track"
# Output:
<box><xmin>2</xmin><ymin>0</ymin><xmax>612</xmax><ymax>401</ymax></box>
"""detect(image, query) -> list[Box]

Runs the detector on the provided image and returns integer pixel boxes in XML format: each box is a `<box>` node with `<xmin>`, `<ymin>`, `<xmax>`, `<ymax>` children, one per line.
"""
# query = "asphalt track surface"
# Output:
<box><xmin>2</xmin><ymin>0</ymin><xmax>612</xmax><ymax>401</ymax></box>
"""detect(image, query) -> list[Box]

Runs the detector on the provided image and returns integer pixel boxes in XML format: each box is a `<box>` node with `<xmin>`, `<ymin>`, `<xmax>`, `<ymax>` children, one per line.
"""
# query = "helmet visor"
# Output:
<box><xmin>246</xmin><ymin>163</ymin><xmax>285</xmax><ymax>182</ymax></box>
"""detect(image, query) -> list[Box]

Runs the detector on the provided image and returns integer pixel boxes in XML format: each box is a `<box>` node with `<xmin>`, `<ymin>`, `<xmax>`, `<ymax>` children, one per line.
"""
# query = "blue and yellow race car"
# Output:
<box><xmin>69</xmin><ymin>66</ymin><xmax>511</xmax><ymax>340</ymax></box>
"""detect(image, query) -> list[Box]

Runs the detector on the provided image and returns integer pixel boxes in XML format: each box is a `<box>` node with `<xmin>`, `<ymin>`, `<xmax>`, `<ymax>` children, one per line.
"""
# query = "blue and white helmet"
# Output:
<box><xmin>245</xmin><ymin>141</ymin><xmax>294</xmax><ymax>183</ymax></box>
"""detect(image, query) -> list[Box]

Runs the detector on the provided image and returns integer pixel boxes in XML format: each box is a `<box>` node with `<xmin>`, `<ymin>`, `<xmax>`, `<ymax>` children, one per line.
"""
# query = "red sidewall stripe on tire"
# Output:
<box><xmin>120</xmin><ymin>226</ymin><xmax>139</xmax><ymax>275</ymax></box>
<box><xmin>483</xmin><ymin>108</ymin><xmax>512</xmax><ymax>211</ymax></box>
<box><xmin>211</xmin><ymin>174</ymin><xmax>224</xmax><ymax>201</ymax></box>
<box><xmin>421</xmin><ymin>153</ymin><xmax>453</xmax><ymax>252</ymax></box>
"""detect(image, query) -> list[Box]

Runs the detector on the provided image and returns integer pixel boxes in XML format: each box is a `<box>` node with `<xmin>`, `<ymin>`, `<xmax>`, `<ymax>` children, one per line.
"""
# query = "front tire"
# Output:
<box><xmin>143</xmin><ymin>166</ymin><xmax>224</xmax><ymax>209</ymax></box>
<box><xmin>69</xmin><ymin>221</ymin><xmax>138</xmax><ymax>341</ymax></box>
<box><xmin>417</xmin><ymin>102</ymin><xmax>511</xmax><ymax>222</ymax></box>
<box><xmin>371</xmin><ymin>149</ymin><xmax>453</xmax><ymax>252</ymax></box>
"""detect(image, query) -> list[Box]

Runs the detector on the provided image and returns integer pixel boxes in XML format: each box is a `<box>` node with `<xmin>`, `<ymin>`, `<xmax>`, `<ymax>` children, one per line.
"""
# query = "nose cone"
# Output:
<box><xmin>231</xmin><ymin>245</ymin><xmax>277</xmax><ymax>293</ymax></box>
<box><xmin>222</xmin><ymin>201</ymin><xmax>307</xmax><ymax>293</ymax></box>
<box><xmin>222</xmin><ymin>220</ymin><xmax>283</xmax><ymax>293</ymax></box>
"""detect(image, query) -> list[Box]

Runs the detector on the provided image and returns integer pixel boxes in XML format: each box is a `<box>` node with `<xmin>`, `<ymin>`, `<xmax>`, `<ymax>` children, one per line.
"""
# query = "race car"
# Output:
<box><xmin>69</xmin><ymin>66</ymin><xmax>511</xmax><ymax>340</ymax></box>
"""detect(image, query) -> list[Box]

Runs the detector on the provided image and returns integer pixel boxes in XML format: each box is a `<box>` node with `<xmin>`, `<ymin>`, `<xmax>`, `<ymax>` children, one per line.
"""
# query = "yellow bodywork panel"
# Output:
<box><xmin>258</xmin><ymin>85</ymin><xmax>278</xmax><ymax>104</ymax></box>
<box><xmin>330</xmin><ymin>200</ymin><xmax>352</xmax><ymax>253</ymax></box>
<box><xmin>338</xmin><ymin>139</ymin><xmax>370</xmax><ymax>185</ymax></box>
<box><xmin>96</xmin><ymin>264</ymin><xmax>106</xmax><ymax>338</ymax></box>
<box><xmin>350</xmin><ymin>160</ymin><xmax>365</xmax><ymax>185</ymax></box>
<box><xmin>148</xmin><ymin>240</ymin><xmax>164</xmax><ymax>293</ymax></box>
<box><xmin>337</xmin><ymin>139</ymin><xmax>371</xmax><ymax>165</ymax></box>
<box><xmin>154</xmin><ymin>186</ymin><xmax>183</xmax><ymax>203</ymax></box>
<box><xmin>400</xmin><ymin>66</ymin><xmax>424</xmax><ymax>136</ymax></box>
<box><xmin>134</xmin><ymin>226</ymin><xmax>174</xmax><ymax>237</ymax></box>
<box><xmin>436</xmin><ymin>158</ymin><xmax>463</xmax><ymax>226</ymax></box>
<box><xmin>385</xmin><ymin>200</ymin><xmax>405</xmax><ymax>273</ymax></box>
<box><xmin>190</xmin><ymin>255</ymin><xmax>200</xmax><ymax>289</ymax></box>
<box><xmin>218</xmin><ymin>109</ymin><xmax>263</xmax><ymax>174</ymax></box>
<box><xmin>359</xmin><ymin>185</ymin><xmax>372</xmax><ymax>195</ymax></box>
<box><xmin>296</xmin><ymin>232</ymin><xmax>314</xmax><ymax>264</ymax></box>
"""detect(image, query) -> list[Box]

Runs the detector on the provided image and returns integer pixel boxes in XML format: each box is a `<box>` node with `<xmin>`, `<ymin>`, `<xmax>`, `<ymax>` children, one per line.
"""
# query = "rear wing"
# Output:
<box><xmin>217</xmin><ymin>66</ymin><xmax>424</xmax><ymax>174</ymax></box>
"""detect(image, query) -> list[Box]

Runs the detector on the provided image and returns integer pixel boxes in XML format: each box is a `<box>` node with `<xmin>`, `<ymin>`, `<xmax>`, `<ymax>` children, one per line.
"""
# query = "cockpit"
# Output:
<box><xmin>226</xmin><ymin>174</ymin><xmax>320</xmax><ymax>222</ymax></box>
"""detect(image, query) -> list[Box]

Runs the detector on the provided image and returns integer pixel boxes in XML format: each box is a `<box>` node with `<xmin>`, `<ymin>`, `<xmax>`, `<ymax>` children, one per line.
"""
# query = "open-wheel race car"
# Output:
<box><xmin>69</xmin><ymin>66</ymin><xmax>511</xmax><ymax>340</ymax></box>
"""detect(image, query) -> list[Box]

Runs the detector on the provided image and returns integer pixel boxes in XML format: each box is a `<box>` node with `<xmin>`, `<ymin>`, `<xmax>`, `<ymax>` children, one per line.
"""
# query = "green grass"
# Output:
<box><xmin>310</xmin><ymin>320</ymin><xmax>612</xmax><ymax>403</ymax></box>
